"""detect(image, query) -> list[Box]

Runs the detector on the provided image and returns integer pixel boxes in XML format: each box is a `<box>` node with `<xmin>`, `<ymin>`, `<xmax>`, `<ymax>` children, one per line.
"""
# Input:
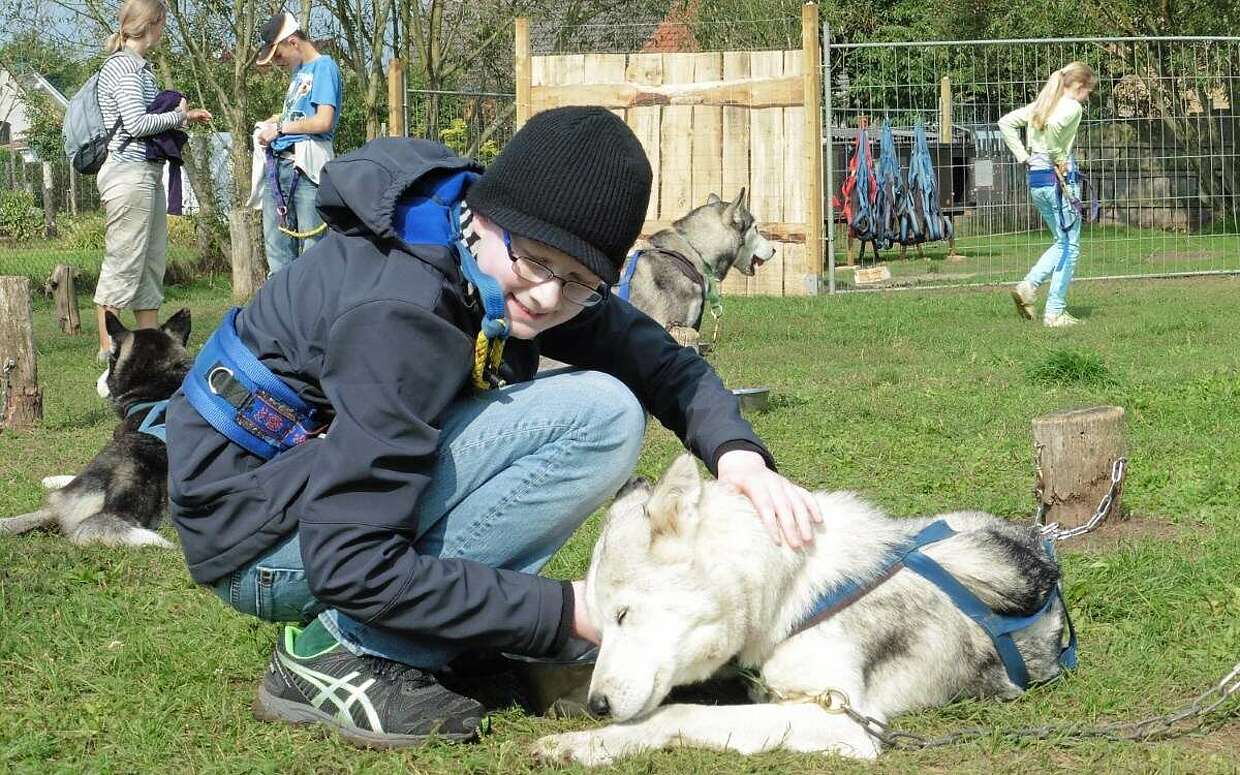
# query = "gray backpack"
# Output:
<box><xmin>63</xmin><ymin>68</ymin><xmax>121</xmax><ymax>175</ymax></box>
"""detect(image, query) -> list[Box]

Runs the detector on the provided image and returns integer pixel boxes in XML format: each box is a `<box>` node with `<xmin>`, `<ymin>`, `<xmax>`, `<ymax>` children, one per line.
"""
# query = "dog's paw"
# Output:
<box><xmin>531</xmin><ymin>731</ymin><xmax>618</xmax><ymax>768</ymax></box>
<box><xmin>41</xmin><ymin>475</ymin><xmax>75</xmax><ymax>490</ymax></box>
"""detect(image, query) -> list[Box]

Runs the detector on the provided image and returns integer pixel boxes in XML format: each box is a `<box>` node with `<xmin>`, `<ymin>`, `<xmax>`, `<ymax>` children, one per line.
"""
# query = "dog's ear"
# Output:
<box><xmin>104</xmin><ymin>311</ymin><xmax>128</xmax><ymax>338</ymax></box>
<box><xmin>705</xmin><ymin>193</ymin><xmax>722</xmax><ymax>206</ymax></box>
<box><xmin>723</xmin><ymin>188</ymin><xmax>746</xmax><ymax>224</ymax></box>
<box><xmin>160</xmin><ymin>308</ymin><xmax>192</xmax><ymax>347</ymax></box>
<box><xmin>646</xmin><ymin>454</ymin><xmax>703</xmax><ymax>538</ymax></box>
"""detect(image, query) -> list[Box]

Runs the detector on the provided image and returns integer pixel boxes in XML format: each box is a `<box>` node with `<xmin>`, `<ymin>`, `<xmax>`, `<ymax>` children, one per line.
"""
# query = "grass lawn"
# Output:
<box><xmin>831</xmin><ymin>224</ymin><xmax>1240</xmax><ymax>290</ymax></box>
<box><xmin>1</xmin><ymin>272</ymin><xmax>1238</xmax><ymax>774</ymax></box>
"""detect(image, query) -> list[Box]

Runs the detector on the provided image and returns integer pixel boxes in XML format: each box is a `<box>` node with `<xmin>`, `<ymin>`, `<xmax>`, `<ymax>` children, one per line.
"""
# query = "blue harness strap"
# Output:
<box><xmin>127</xmin><ymin>399</ymin><xmax>169</xmax><ymax>443</ymax></box>
<box><xmin>182</xmin><ymin>308</ymin><xmax>324</xmax><ymax>460</ymax></box>
<box><xmin>616</xmin><ymin>249</ymin><xmax>642</xmax><ymax>302</ymax></box>
<box><xmin>796</xmin><ymin>519</ymin><xmax>1077</xmax><ymax>690</ymax></box>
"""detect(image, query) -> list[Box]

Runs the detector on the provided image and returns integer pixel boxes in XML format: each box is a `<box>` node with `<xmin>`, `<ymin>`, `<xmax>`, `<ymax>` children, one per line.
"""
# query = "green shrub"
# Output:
<box><xmin>59</xmin><ymin>212</ymin><xmax>106</xmax><ymax>250</ymax></box>
<box><xmin>0</xmin><ymin>189</ymin><xmax>42</xmax><ymax>242</ymax></box>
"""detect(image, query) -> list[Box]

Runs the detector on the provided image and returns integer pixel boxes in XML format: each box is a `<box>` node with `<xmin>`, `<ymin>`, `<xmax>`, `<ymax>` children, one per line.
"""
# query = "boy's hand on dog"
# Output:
<box><xmin>717</xmin><ymin>450</ymin><xmax>823</xmax><ymax>549</ymax></box>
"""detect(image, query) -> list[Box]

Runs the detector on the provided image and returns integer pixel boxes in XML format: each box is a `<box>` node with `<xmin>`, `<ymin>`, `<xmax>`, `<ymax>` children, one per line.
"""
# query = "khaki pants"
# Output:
<box><xmin>95</xmin><ymin>157</ymin><xmax>168</xmax><ymax>310</ymax></box>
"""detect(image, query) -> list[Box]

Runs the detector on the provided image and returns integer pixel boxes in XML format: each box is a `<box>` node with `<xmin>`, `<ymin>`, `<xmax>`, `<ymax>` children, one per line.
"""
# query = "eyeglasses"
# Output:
<box><xmin>502</xmin><ymin>230</ymin><xmax>606</xmax><ymax>308</ymax></box>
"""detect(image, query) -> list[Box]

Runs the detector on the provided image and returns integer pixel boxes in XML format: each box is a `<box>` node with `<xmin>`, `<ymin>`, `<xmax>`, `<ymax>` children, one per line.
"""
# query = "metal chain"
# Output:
<box><xmin>776</xmin><ymin>660</ymin><xmax>1239</xmax><ymax>751</ymax></box>
<box><xmin>1036</xmin><ymin>457</ymin><xmax>1128</xmax><ymax>542</ymax></box>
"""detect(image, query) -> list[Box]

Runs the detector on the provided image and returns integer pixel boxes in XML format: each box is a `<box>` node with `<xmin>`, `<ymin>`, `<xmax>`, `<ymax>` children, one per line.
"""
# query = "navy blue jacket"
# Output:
<box><xmin>143</xmin><ymin>89</ymin><xmax>188</xmax><ymax>215</ymax></box>
<box><xmin>166</xmin><ymin>138</ymin><xmax>773</xmax><ymax>659</ymax></box>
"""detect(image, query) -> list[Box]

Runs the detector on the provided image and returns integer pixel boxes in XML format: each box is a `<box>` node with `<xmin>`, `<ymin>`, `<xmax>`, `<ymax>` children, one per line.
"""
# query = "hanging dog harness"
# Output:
<box><xmin>265</xmin><ymin>146</ymin><xmax>328</xmax><ymax>240</ymax></box>
<box><xmin>127</xmin><ymin>400</ymin><xmax>169</xmax><ymax>443</ymax></box>
<box><xmin>899</xmin><ymin>123</ymin><xmax>955</xmax><ymax>245</ymax></box>
<box><xmin>182</xmin><ymin>167</ymin><xmax>509</xmax><ymax>459</ymax></box>
<box><xmin>793</xmin><ymin>519</ymin><xmax>1077</xmax><ymax>690</ymax></box>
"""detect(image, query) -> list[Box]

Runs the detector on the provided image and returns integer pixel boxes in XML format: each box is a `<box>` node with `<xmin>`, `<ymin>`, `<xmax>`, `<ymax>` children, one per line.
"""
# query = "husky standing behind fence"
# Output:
<box><xmin>999</xmin><ymin>62</ymin><xmax>1099</xmax><ymax>327</ymax></box>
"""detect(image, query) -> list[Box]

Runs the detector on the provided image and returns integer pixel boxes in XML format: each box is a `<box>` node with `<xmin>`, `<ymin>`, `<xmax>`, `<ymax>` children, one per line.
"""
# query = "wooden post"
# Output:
<box><xmin>387</xmin><ymin>58</ymin><xmax>405</xmax><ymax>137</ymax></box>
<box><xmin>0</xmin><ymin>276</ymin><xmax>43</xmax><ymax>429</ymax></box>
<box><xmin>228</xmin><ymin>208</ymin><xmax>265</xmax><ymax>304</ymax></box>
<box><xmin>938</xmin><ymin>76</ymin><xmax>952</xmax><ymax>144</ymax></box>
<box><xmin>68</xmin><ymin>166</ymin><xmax>79</xmax><ymax>217</ymax></box>
<box><xmin>1032</xmin><ymin>406</ymin><xmax>1126</xmax><ymax>529</ymax></box>
<box><xmin>41</xmin><ymin>162</ymin><xmax>57</xmax><ymax>239</ymax></box>
<box><xmin>802</xmin><ymin>2</ymin><xmax>824</xmax><ymax>290</ymax></box>
<box><xmin>47</xmin><ymin>264</ymin><xmax>81</xmax><ymax>335</ymax></box>
<box><xmin>514</xmin><ymin>18</ymin><xmax>531</xmax><ymax>129</ymax></box>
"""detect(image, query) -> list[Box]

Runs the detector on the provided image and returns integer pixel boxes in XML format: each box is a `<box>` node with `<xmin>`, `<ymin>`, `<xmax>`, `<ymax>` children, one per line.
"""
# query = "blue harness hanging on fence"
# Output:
<box><xmin>900</xmin><ymin>123</ymin><xmax>955</xmax><ymax>244</ymax></box>
<box><xmin>127</xmin><ymin>400</ymin><xmax>169</xmax><ymax>443</ymax></box>
<box><xmin>792</xmin><ymin>519</ymin><xmax>1077</xmax><ymax>690</ymax></box>
<box><xmin>874</xmin><ymin>123</ymin><xmax>906</xmax><ymax>250</ymax></box>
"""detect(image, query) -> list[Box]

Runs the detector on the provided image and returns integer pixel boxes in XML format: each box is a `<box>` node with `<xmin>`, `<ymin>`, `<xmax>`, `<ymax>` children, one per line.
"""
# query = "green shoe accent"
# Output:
<box><xmin>289</xmin><ymin>618</ymin><xmax>339</xmax><ymax>658</ymax></box>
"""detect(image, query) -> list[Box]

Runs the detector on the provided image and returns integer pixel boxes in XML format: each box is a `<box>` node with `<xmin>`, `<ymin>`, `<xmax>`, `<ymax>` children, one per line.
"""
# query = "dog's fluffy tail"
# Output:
<box><xmin>0</xmin><ymin>508</ymin><xmax>57</xmax><ymax>535</ymax></box>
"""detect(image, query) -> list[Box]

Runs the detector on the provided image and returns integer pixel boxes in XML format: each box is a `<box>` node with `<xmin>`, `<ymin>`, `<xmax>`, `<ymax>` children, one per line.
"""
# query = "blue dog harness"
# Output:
<box><xmin>182</xmin><ymin>308</ymin><xmax>326</xmax><ymax>460</ymax></box>
<box><xmin>128</xmin><ymin>400</ymin><xmax>169</xmax><ymax>443</ymax></box>
<box><xmin>795</xmin><ymin>519</ymin><xmax>1077</xmax><ymax>690</ymax></box>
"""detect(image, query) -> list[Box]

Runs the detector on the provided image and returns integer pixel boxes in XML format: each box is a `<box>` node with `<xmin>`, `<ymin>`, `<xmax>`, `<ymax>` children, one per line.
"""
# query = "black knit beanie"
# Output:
<box><xmin>465</xmin><ymin>106</ymin><xmax>653</xmax><ymax>286</ymax></box>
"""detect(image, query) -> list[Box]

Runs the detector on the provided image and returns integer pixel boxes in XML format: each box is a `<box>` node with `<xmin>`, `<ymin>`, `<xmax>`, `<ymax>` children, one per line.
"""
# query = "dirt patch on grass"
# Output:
<box><xmin>1171</xmin><ymin>719</ymin><xmax>1240</xmax><ymax>757</ymax></box>
<box><xmin>1055</xmin><ymin>514</ymin><xmax>1205</xmax><ymax>554</ymax></box>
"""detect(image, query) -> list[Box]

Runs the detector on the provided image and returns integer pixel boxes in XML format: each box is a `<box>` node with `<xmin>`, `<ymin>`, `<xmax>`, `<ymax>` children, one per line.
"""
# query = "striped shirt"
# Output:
<box><xmin>97</xmin><ymin>48</ymin><xmax>184</xmax><ymax>163</ymax></box>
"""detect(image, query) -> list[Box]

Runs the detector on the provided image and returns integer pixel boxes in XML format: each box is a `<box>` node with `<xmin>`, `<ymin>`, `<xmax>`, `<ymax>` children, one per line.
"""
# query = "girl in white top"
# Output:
<box><xmin>93</xmin><ymin>0</ymin><xmax>211</xmax><ymax>359</ymax></box>
<box><xmin>998</xmin><ymin>62</ymin><xmax>1097</xmax><ymax>327</ymax></box>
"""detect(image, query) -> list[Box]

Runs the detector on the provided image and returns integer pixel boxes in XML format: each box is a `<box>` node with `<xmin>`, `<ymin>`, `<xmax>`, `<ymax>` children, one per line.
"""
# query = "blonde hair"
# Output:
<box><xmin>104</xmin><ymin>0</ymin><xmax>168</xmax><ymax>54</ymax></box>
<box><xmin>1029</xmin><ymin>62</ymin><xmax>1098</xmax><ymax>130</ymax></box>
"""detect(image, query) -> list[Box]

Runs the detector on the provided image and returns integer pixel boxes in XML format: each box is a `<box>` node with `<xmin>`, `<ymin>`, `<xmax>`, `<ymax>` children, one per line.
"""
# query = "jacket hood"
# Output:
<box><xmin>316</xmin><ymin>138</ymin><xmax>482</xmax><ymax>244</ymax></box>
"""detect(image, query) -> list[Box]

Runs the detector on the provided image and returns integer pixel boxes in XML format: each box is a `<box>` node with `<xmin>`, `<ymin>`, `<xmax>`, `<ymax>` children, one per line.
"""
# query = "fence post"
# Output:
<box><xmin>41</xmin><ymin>162</ymin><xmax>57</xmax><ymax>239</ymax></box>
<box><xmin>821</xmin><ymin>18</ymin><xmax>835</xmax><ymax>293</ymax></box>
<box><xmin>514</xmin><ymin>18</ymin><xmax>531</xmax><ymax>129</ymax></box>
<box><xmin>68</xmin><ymin>165</ymin><xmax>78</xmax><ymax>217</ymax></box>
<box><xmin>939</xmin><ymin>76</ymin><xmax>952</xmax><ymax>144</ymax></box>
<box><xmin>387</xmin><ymin>58</ymin><xmax>405</xmax><ymax>137</ymax></box>
<box><xmin>802</xmin><ymin>2</ymin><xmax>823</xmax><ymax>294</ymax></box>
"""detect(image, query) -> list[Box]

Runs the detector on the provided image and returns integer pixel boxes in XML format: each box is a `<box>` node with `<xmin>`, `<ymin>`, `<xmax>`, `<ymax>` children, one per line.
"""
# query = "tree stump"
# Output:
<box><xmin>1032</xmin><ymin>406</ymin><xmax>1126</xmax><ymax>529</ymax></box>
<box><xmin>47</xmin><ymin>264</ymin><xmax>82</xmax><ymax>335</ymax></box>
<box><xmin>0</xmin><ymin>276</ymin><xmax>44</xmax><ymax>429</ymax></box>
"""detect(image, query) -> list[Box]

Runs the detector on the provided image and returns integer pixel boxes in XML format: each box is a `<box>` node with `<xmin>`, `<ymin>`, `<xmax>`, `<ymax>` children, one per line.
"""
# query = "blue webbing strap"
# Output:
<box><xmin>182</xmin><ymin>308</ymin><xmax>322</xmax><ymax>460</ymax></box>
<box><xmin>127</xmin><ymin>399</ymin><xmax>169</xmax><ymax>443</ymax></box>
<box><xmin>616</xmin><ymin>250</ymin><xmax>642</xmax><ymax>302</ymax></box>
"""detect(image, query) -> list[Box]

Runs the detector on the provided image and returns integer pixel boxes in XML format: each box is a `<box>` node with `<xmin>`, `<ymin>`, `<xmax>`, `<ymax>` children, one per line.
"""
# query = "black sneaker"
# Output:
<box><xmin>253</xmin><ymin>626</ymin><xmax>485</xmax><ymax>748</ymax></box>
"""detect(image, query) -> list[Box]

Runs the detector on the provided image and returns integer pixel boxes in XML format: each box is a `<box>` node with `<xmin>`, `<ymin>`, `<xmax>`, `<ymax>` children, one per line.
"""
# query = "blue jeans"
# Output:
<box><xmin>1024</xmin><ymin>183</ymin><xmax>1081</xmax><ymax>318</ymax></box>
<box><xmin>261</xmin><ymin>156</ymin><xmax>323</xmax><ymax>276</ymax></box>
<box><xmin>212</xmin><ymin>369</ymin><xmax>646</xmax><ymax>669</ymax></box>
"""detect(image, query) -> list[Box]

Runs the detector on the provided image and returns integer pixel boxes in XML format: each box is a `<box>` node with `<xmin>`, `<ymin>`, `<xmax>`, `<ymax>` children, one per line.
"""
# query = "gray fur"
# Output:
<box><xmin>0</xmin><ymin>309</ymin><xmax>192</xmax><ymax>549</ymax></box>
<box><xmin>623</xmin><ymin>189</ymin><xmax>776</xmax><ymax>333</ymax></box>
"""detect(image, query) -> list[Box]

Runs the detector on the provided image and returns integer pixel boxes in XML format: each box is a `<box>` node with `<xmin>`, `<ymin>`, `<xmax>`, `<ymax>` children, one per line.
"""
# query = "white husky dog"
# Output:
<box><xmin>533</xmin><ymin>455</ymin><xmax>1072</xmax><ymax>765</ymax></box>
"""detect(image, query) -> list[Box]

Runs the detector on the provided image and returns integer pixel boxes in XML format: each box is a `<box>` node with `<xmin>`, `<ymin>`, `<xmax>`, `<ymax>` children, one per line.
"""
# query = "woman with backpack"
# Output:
<box><xmin>93</xmin><ymin>0</ymin><xmax>211</xmax><ymax>359</ymax></box>
<box><xmin>999</xmin><ymin>61</ymin><xmax>1097</xmax><ymax>327</ymax></box>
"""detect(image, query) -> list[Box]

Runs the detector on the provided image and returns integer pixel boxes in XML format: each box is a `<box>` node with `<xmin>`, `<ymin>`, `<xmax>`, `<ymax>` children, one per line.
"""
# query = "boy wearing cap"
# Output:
<box><xmin>254</xmin><ymin>11</ymin><xmax>342</xmax><ymax>275</ymax></box>
<box><xmin>165</xmin><ymin>107</ymin><xmax>821</xmax><ymax>747</ymax></box>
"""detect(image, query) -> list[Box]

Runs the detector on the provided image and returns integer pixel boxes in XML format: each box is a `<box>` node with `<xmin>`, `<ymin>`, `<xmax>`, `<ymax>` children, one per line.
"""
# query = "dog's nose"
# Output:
<box><xmin>587</xmin><ymin>693</ymin><xmax>611</xmax><ymax>717</ymax></box>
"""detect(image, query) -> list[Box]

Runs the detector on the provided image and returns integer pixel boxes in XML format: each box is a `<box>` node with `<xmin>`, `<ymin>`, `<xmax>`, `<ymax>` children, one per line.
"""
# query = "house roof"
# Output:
<box><xmin>13</xmin><ymin>70</ymin><xmax>70</xmax><ymax>112</ymax></box>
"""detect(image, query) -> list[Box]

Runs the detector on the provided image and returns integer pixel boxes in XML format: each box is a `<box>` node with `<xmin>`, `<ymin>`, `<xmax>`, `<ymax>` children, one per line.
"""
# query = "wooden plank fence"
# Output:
<box><xmin>514</xmin><ymin>4</ymin><xmax>824</xmax><ymax>296</ymax></box>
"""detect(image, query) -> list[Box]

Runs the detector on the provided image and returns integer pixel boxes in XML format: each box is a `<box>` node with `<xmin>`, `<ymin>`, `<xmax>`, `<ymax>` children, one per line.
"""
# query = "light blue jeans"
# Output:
<box><xmin>261</xmin><ymin>156</ymin><xmax>323</xmax><ymax>276</ymax></box>
<box><xmin>1024</xmin><ymin>183</ymin><xmax>1081</xmax><ymax>318</ymax></box>
<box><xmin>212</xmin><ymin>369</ymin><xmax>646</xmax><ymax>669</ymax></box>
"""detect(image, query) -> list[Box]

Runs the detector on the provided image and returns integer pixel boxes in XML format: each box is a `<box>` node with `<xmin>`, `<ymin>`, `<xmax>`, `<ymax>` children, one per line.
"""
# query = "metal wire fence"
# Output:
<box><xmin>824</xmin><ymin>35</ymin><xmax>1240</xmax><ymax>292</ymax></box>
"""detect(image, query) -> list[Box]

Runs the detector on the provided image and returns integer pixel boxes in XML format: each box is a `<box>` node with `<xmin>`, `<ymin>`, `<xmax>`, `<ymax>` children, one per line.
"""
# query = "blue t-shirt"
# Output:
<box><xmin>271</xmin><ymin>55</ymin><xmax>342</xmax><ymax>153</ymax></box>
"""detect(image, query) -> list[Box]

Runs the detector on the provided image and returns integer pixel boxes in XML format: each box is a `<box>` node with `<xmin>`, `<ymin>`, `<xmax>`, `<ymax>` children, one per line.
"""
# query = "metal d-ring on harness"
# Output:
<box><xmin>265</xmin><ymin>146</ymin><xmax>327</xmax><ymax>240</ymax></box>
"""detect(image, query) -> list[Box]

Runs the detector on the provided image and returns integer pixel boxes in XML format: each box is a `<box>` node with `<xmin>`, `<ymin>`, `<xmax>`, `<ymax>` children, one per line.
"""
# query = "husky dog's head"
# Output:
<box><xmin>583</xmin><ymin>455</ymin><xmax>749</xmax><ymax>721</ymax></box>
<box><xmin>98</xmin><ymin>309</ymin><xmax>193</xmax><ymax>415</ymax></box>
<box><xmin>701</xmin><ymin>189</ymin><xmax>776</xmax><ymax>277</ymax></box>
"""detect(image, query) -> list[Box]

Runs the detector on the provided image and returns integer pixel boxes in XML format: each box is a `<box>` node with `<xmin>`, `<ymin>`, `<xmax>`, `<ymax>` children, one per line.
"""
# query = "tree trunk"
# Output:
<box><xmin>229</xmin><ymin>208</ymin><xmax>265</xmax><ymax>303</ymax></box>
<box><xmin>69</xmin><ymin>166</ymin><xmax>79</xmax><ymax>217</ymax></box>
<box><xmin>0</xmin><ymin>276</ymin><xmax>43</xmax><ymax>429</ymax></box>
<box><xmin>41</xmin><ymin>162</ymin><xmax>56</xmax><ymax>239</ymax></box>
<box><xmin>47</xmin><ymin>264</ymin><xmax>81</xmax><ymax>335</ymax></box>
<box><xmin>1032</xmin><ymin>406</ymin><xmax>1126</xmax><ymax>529</ymax></box>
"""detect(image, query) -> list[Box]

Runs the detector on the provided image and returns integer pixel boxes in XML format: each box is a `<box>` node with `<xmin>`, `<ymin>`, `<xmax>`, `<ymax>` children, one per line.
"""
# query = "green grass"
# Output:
<box><xmin>834</xmin><ymin>224</ymin><xmax>1240</xmax><ymax>290</ymax></box>
<box><xmin>0</xmin><ymin>243</ymin><xmax>199</xmax><ymax>292</ymax></box>
<box><xmin>2</xmin><ymin>274</ymin><xmax>1239</xmax><ymax>773</ymax></box>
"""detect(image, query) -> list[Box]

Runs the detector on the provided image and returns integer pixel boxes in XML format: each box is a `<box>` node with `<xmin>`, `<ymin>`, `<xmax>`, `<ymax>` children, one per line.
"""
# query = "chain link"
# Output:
<box><xmin>1037</xmin><ymin>457</ymin><xmax>1128</xmax><ymax>542</ymax></box>
<box><xmin>797</xmin><ymin>659</ymin><xmax>1240</xmax><ymax>750</ymax></box>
